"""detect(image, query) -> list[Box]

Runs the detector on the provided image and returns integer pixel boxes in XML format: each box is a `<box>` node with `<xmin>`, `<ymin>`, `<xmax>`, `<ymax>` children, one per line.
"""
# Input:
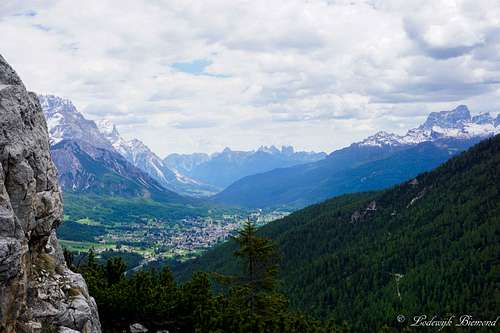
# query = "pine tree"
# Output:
<box><xmin>230</xmin><ymin>219</ymin><xmax>286</xmax><ymax>322</ymax></box>
<box><xmin>106</xmin><ymin>257</ymin><xmax>127</xmax><ymax>285</ymax></box>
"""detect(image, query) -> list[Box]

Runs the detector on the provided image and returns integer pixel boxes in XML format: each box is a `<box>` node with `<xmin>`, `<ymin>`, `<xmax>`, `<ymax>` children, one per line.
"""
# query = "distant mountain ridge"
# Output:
<box><xmin>164</xmin><ymin>145</ymin><xmax>327</xmax><ymax>189</ymax></box>
<box><xmin>96</xmin><ymin>118</ymin><xmax>176</xmax><ymax>186</ymax></box>
<box><xmin>38</xmin><ymin>95</ymin><xmax>208</xmax><ymax>224</ymax></box>
<box><xmin>40</xmin><ymin>94</ymin><xmax>325</xmax><ymax>197</ymax></box>
<box><xmin>213</xmin><ymin>105</ymin><xmax>500</xmax><ymax>209</ymax></box>
<box><xmin>41</xmin><ymin>95</ymin><xmax>499</xmax><ymax>209</ymax></box>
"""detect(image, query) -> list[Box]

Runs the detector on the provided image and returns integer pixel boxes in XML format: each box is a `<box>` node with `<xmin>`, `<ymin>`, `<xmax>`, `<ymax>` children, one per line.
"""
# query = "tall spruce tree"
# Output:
<box><xmin>230</xmin><ymin>219</ymin><xmax>286</xmax><ymax>321</ymax></box>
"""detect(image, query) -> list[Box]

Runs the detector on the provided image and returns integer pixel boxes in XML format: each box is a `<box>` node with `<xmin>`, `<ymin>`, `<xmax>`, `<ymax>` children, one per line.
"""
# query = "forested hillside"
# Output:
<box><xmin>175</xmin><ymin>135</ymin><xmax>500</xmax><ymax>331</ymax></box>
<box><xmin>73</xmin><ymin>223</ymin><xmax>341</xmax><ymax>332</ymax></box>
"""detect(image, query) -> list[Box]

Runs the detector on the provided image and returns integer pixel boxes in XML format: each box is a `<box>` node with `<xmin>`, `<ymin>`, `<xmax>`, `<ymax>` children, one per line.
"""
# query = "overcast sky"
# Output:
<box><xmin>1</xmin><ymin>0</ymin><xmax>500</xmax><ymax>155</ymax></box>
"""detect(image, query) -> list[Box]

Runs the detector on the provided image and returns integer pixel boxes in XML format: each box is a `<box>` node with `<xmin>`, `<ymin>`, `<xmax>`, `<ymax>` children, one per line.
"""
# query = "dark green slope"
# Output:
<box><xmin>175</xmin><ymin>135</ymin><xmax>500</xmax><ymax>331</ymax></box>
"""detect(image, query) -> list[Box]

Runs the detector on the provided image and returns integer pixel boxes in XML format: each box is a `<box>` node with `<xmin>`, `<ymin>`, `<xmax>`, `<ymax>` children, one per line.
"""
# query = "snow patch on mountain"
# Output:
<box><xmin>357</xmin><ymin>131</ymin><xmax>403</xmax><ymax>147</ymax></box>
<box><xmin>96</xmin><ymin>119</ymin><xmax>169</xmax><ymax>183</ymax></box>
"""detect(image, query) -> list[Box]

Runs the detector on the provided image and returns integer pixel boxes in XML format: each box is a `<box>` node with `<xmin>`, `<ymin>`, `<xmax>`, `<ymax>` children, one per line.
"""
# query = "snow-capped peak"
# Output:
<box><xmin>38</xmin><ymin>94</ymin><xmax>112</xmax><ymax>149</ymax></box>
<box><xmin>95</xmin><ymin>120</ymin><xmax>152</xmax><ymax>164</ymax></box>
<box><xmin>95</xmin><ymin>119</ymin><xmax>129</xmax><ymax>152</ymax></box>
<box><xmin>94</xmin><ymin>118</ymin><xmax>203</xmax><ymax>190</ymax></box>
<box><xmin>39</xmin><ymin>94</ymin><xmax>79</xmax><ymax>117</ymax></box>
<box><xmin>358</xmin><ymin>131</ymin><xmax>403</xmax><ymax>147</ymax></box>
<box><xmin>420</xmin><ymin>105</ymin><xmax>471</xmax><ymax>130</ymax></box>
<box><xmin>358</xmin><ymin>105</ymin><xmax>499</xmax><ymax>148</ymax></box>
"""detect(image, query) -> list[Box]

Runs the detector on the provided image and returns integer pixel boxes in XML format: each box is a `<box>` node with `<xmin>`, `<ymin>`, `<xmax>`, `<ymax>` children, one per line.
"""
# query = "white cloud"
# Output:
<box><xmin>1</xmin><ymin>0</ymin><xmax>500</xmax><ymax>155</ymax></box>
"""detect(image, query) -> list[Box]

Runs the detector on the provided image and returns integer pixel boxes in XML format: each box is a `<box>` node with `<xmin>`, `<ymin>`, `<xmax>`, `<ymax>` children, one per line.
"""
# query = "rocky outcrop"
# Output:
<box><xmin>129</xmin><ymin>323</ymin><xmax>148</xmax><ymax>333</ymax></box>
<box><xmin>0</xmin><ymin>55</ymin><xmax>101</xmax><ymax>332</ymax></box>
<box><xmin>350</xmin><ymin>200</ymin><xmax>377</xmax><ymax>224</ymax></box>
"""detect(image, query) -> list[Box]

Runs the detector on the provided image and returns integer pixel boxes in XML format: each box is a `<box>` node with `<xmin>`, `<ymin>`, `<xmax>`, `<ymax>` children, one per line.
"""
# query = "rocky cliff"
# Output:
<box><xmin>0</xmin><ymin>55</ymin><xmax>101</xmax><ymax>332</ymax></box>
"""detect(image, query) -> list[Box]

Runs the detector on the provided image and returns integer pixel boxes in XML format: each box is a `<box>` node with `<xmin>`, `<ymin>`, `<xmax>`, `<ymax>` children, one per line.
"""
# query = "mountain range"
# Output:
<box><xmin>40</xmin><ymin>94</ymin><xmax>327</xmax><ymax>197</ymax></box>
<box><xmin>212</xmin><ymin>105</ymin><xmax>500</xmax><ymax>209</ymax></box>
<box><xmin>164</xmin><ymin>146</ymin><xmax>327</xmax><ymax>189</ymax></box>
<box><xmin>174</xmin><ymin>133</ymin><xmax>500</xmax><ymax>331</ymax></box>
<box><xmin>357</xmin><ymin>104</ymin><xmax>499</xmax><ymax>146</ymax></box>
<box><xmin>40</xmin><ymin>95</ymin><xmax>500</xmax><ymax>213</ymax></box>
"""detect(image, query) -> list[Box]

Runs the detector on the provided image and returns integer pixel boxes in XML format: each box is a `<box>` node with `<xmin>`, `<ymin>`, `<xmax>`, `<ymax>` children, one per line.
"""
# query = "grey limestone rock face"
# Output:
<box><xmin>0</xmin><ymin>54</ymin><xmax>101</xmax><ymax>333</ymax></box>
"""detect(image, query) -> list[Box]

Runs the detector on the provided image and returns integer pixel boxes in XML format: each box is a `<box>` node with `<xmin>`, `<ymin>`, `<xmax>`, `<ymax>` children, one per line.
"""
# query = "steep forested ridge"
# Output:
<box><xmin>175</xmin><ymin>135</ymin><xmax>500</xmax><ymax>331</ymax></box>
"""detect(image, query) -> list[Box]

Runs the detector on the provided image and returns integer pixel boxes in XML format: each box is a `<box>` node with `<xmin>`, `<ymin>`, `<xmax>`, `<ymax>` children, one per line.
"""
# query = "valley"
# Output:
<box><xmin>2</xmin><ymin>3</ymin><xmax>500</xmax><ymax>332</ymax></box>
<box><xmin>57</xmin><ymin>199</ymin><xmax>290</xmax><ymax>269</ymax></box>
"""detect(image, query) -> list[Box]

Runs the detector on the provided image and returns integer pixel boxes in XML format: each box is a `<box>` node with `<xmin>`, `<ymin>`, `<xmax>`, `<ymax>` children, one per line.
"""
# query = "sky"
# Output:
<box><xmin>1</xmin><ymin>0</ymin><xmax>500</xmax><ymax>156</ymax></box>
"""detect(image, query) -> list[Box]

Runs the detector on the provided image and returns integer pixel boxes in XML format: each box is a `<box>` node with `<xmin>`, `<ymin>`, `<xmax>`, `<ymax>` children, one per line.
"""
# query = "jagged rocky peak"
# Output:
<box><xmin>0</xmin><ymin>55</ymin><xmax>101</xmax><ymax>333</ymax></box>
<box><xmin>97</xmin><ymin>118</ymin><xmax>152</xmax><ymax>156</ymax></box>
<box><xmin>39</xmin><ymin>94</ymin><xmax>112</xmax><ymax>149</ymax></box>
<box><xmin>128</xmin><ymin>138</ymin><xmax>150</xmax><ymax>152</ymax></box>
<box><xmin>96</xmin><ymin>119</ymin><xmax>166</xmax><ymax>173</ymax></box>
<box><xmin>257</xmin><ymin>145</ymin><xmax>280</xmax><ymax>154</ymax></box>
<box><xmin>421</xmin><ymin>105</ymin><xmax>471</xmax><ymax>129</ymax></box>
<box><xmin>39</xmin><ymin>94</ymin><xmax>77</xmax><ymax>117</ymax></box>
<box><xmin>359</xmin><ymin>131</ymin><xmax>402</xmax><ymax>147</ymax></box>
<box><xmin>472</xmin><ymin>112</ymin><xmax>494</xmax><ymax>125</ymax></box>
